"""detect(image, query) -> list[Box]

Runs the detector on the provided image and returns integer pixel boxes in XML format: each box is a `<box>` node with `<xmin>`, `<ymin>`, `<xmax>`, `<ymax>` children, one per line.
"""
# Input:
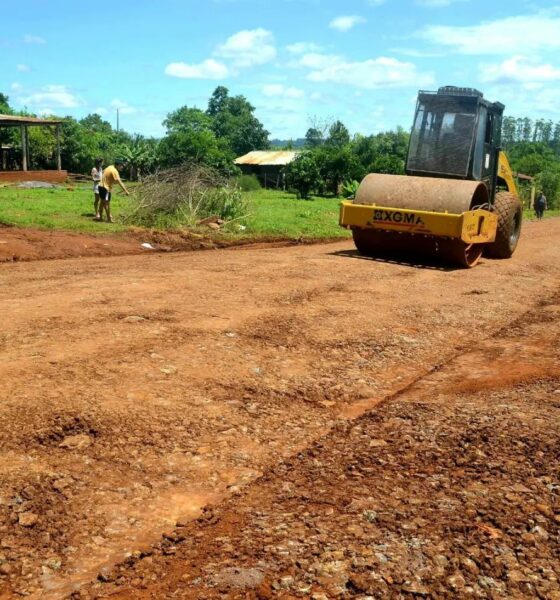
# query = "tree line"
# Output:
<box><xmin>1</xmin><ymin>89</ymin><xmax>559</xmax><ymax>208</ymax></box>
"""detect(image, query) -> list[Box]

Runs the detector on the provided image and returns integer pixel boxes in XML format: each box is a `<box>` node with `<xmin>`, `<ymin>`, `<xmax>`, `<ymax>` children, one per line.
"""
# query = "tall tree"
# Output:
<box><xmin>205</xmin><ymin>87</ymin><xmax>269</xmax><ymax>156</ymax></box>
<box><xmin>80</xmin><ymin>113</ymin><xmax>113</xmax><ymax>136</ymax></box>
<box><xmin>326</xmin><ymin>120</ymin><xmax>350</xmax><ymax>147</ymax></box>
<box><xmin>207</xmin><ymin>86</ymin><xmax>229</xmax><ymax>118</ymax></box>
<box><xmin>304</xmin><ymin>127</ymin><xmax>324</xmax><ymax>148</ymax></box>
<box><xmin>158</xmin><ymin>105</ymin><xmax>234</xmax><ymax>172</ymax></box>
<box><xmin>0</xmin><ymin>93</ymin><xmax>11</xmax><ymax>114</ymax></box>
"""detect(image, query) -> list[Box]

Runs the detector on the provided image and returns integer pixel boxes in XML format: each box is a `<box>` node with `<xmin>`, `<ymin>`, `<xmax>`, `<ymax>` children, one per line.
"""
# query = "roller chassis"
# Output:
<box><xmin>340</xmin><ymin>86</ymin><xmax>522</xmax><ymax>268</ymax></box>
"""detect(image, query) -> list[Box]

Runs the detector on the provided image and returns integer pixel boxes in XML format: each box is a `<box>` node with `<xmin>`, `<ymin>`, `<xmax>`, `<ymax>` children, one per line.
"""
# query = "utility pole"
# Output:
<box><xmin>116</xmin><ymin>108</ymin><xmax>120</xmax><ymax>133</ymax></box>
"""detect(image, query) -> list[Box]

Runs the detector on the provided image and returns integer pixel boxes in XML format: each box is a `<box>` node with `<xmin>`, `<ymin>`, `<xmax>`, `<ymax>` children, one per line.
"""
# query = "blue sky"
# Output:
<box><xmin>2</xmin><ymin>0</ymin><xmax>560</xmax><ymax>139</ymax></box>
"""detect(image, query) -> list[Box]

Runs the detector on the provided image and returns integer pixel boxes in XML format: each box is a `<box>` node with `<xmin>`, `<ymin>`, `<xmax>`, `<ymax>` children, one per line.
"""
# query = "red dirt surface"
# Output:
<box><xmin>0</xmin><ymin>225</ymin><xmax>324</xmax><ymax>263</ymax></box>
<box><xmin>0</xmin><ymin>219</ymin><xmax>559</xmax><ymax>599</ymax></box>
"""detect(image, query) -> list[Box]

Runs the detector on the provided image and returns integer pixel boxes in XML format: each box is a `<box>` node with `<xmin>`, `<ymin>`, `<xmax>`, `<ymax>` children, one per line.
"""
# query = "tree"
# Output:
<box><xmin>315</xmin><ymin>145</ymin><xmax>362</xmax><ymax>195</ymax></box>
<box><xmin>0</xmin><ymin>93</ymin><xmax>11</xmax><ymax>114</ymax></box>
<box><xmin>326</xmin><ymin>120</ymin><xmax>350</xmax><ymax>147</ymax></box>
<box><xmin>80</xmin><ymin>113</ymin><xmax>113</xmax><ymax>136</ymax></box>
<box><xmin>0</xmin><ymin>93</ymin><xmax>14</xmax><ymax>147</ymax></box>
<box><xmin>351</xmin><ymin>128</ymin><xmax>409</xmax><ymax>178</ymax></box>
<box><xmin>28</xmin><ymin>123</ymin><xmax>58</xmax><ymax>169</ymax></box>
<box><xmin>535</xmin><ymin>168</ymin><xmax>560</xmax><ymax>210</ymax></box>
<box><xmin>207</xmin><ymin>86</ymin><xmax>229</xmax><ymax>118</ymax></box>
<box><xmin>285</xmin><ymin>152</ymin><xmax>322</xmax><ymax>199</ymax></box>
<box><xmin>118</xmin><ymin>135</ymin><xmax>158</xmax><ymax>180</ymax></box>
<box><xmin>158</xmin><ymin>105</ymin><xmax>235</xmax><ymax>173</ymax></box>
<box><xmin>59</xmin><ymin>117</ymin><xmax>102</xmax><ymax>173</ymax></box>
<box><xmin>305</xmin><ymin>127</ymin><xmax>324</xmax><ymax>148</ymax></box>
<box><xmin>206</xmin><ymin>87</ymin><xmax>269</xmax><ymax>156</ymax></box>
<box><xmin>508</xmin><ymin>142</ymin><xmax>557</xmax><ymax>177</ymax></box>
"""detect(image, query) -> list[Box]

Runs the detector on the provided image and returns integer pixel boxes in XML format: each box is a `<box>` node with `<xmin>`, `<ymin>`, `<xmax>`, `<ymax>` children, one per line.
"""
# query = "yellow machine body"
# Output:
<box><xmin>339</xmin><ymin>202</ymin><xmax>497</xmax><ymax>244</ymax></box>
<box><xmin>339</xmin><ymin>147</ymin><xmax>520</xmax><ymax>267</ymax></box>
<box><xmin>497</xmin><ymin>151</ymin><xmax>518</xmax><ymax>197</ymax></box>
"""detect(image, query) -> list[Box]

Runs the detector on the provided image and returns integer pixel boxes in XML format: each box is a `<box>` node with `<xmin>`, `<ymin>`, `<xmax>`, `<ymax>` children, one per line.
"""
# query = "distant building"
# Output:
<box><xmin>235</xmin><ymin>150</ymin><xmax>298</xmax><ymax>189</ymax></box>
<box><xmin>0</xmin><ymin>114</ymin><xmax>67</xmax><ymax>183</ymax></box>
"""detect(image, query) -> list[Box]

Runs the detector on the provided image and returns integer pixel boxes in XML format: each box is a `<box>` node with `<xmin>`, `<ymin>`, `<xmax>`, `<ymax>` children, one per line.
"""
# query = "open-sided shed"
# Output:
<box><xmin>235</xmin><ymin>150</ymin><xmax>298</xmax><ymax>189</ymax></box>
<box><xmin>0</xmin><ymin>114</ymin><xmax>67</xmax><ymax>183</ymax></box>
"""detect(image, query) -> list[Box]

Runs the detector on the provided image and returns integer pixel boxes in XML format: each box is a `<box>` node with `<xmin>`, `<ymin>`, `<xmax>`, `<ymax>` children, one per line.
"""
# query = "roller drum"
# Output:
<box><xmin>354</xmin><ymin>173</ymin><xmax>489</xmax><ymax>214</ymax></box>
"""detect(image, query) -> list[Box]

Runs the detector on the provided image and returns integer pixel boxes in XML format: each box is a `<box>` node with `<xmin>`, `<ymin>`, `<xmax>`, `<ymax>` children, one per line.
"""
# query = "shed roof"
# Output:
<box><xmin>0</xmin><ymin>113</ymin><xmax>63</xmax><ymax>126</ymax></box>
<box><xmin>235</xmin><ymin>151</ymin><xmax>298</xmax><ymax>166</ymax></box>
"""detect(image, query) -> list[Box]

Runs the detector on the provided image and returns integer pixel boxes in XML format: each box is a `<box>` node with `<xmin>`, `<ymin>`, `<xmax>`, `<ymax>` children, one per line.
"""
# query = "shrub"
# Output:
<box><xmin>342</xmin><ymin>180</ymin><xmax>360</xmax><ymax>199</ymax></box>
<box><xmin>120</xmin><ymin>164</ymin><xmax>247</xmax><ymax>228</ymax></box>
<box><xmin>237</xmin><ymin>174</ymin><xmax>261</xmax><ymax>192</ymax></box>
<box><xmin>535</xmin><ymin>168</ymin><xmax>560</xmax><ymax>210</ymax></box>
<box><xmin>285</xmin><ymin>152</ymin><xmax>322</xmax><ymax>199</ymax></box>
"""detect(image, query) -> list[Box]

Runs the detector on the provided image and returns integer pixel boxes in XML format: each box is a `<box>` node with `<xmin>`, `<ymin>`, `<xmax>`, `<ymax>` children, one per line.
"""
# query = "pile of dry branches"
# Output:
<box><xmin>121</xmin><ymin>164</ymin><xmax>246</xmax><ymax>228</ymax></box>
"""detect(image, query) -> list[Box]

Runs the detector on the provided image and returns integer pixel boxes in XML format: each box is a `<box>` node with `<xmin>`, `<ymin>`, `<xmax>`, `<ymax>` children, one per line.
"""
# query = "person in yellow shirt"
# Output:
<box><xmin>97</xmin><ymin>158</ymin><xmax>130</xmax><ymax>223</ymax></box>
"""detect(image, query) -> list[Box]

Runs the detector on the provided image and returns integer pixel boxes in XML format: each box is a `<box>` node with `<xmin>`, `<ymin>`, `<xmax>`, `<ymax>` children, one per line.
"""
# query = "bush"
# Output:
<box><xmin>285</xmin><ymin>152</ymin><xmax>322</xmax><ymax>199</ymax></box>
<box><xmin>203</xmin><ymin>185</ymin><xmax>247</xmax><ymax>221</ymax></box>
<box><xmin>120</xmin><ymin>164</ymin><xmax>247</xmax><ymax>228</ymax></box>
<box><xmin>237</xmin><ymin>174</ymin><xmax>261</xmax><ymax>192</ymax></box>
<box><xmin>535</xmin><ymin>168</ymin><xmax>560</xmax><ymax>210</ymax></box>
<box><xmin>342</xmin><ymin>180</ymin><xmax>360</xmax><ymax>199</ymax></box>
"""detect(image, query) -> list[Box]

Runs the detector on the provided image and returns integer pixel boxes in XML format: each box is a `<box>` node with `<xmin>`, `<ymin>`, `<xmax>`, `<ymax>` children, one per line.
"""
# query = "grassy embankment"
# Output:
<box><xmin>0</xmin><ymin>185</ymin><xmax>349</xmax><ymax>240</ymax></box>
<box><xmin>0</xmin><ymin>184</ymin><xmax>557</xmax><ymax>238</ymax></box>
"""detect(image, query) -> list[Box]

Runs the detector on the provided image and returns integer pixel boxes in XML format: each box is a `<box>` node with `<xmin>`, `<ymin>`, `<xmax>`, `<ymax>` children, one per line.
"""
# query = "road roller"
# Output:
<box><xmin>339</xmin><ymin>86</ymin><xmax>523</xmax><ymax>267</ymax></box>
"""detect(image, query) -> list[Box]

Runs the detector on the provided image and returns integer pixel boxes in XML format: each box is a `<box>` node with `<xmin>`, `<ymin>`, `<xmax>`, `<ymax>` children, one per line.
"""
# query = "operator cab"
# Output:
<box><xmin>406</xmin><ymin>86</ymin><xmax>504</xmax><ymax>203</ymax></box>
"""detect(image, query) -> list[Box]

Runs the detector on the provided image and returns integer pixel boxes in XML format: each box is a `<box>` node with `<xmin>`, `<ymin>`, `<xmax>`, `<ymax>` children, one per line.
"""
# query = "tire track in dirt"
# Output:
<box><xmin>80</xmin><ymin>291</ymin><xmax>560</xmax><ymax>599</ymax></box>
<box><xmin>0</xmin><ymin>220</ymin><xmax>559</xmax><ymax>598</ymax></box>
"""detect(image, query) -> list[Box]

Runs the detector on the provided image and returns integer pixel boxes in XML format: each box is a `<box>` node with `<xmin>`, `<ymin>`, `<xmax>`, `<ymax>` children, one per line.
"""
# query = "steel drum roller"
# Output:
<box><xmin>351</xmin><ymin>174</ymin><xmax>491</xmax><ymax>267</ymax></box>
<box><xmin>354</xmin><ymin>174</ymin><xmax>489</xmax><ymax>213</ymax></box>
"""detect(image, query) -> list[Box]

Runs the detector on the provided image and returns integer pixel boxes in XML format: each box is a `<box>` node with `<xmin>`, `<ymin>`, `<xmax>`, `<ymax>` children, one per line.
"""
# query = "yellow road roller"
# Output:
<box><xmin>339</xmin><ymin>86</ymin><xmax>522</xmax><ymax>267</ymax></box>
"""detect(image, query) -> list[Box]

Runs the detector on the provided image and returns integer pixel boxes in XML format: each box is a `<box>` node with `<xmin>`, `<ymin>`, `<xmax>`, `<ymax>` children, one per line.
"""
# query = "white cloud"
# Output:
<box><xmin>484</xmin><ymin>84</ymin><xmax>560</xmax><ymax>116</ymax></box>
<box><xmin>261</xmin><ymin>84</ymin><xmax>304</xmax><ymax>99</ymax></box>
<box><xmin>110</xmin><ymin>99</ymin><xmax>136</xmax><ymax>114</ymax></box>
<box><xmin>329</xmin><ymin>15</ymin><xmax>367</xmax><ymax>32</ymax></box>
<box><xmin>16</xmin><ymin>64</ymin><xmax>30</xmax><ymax>72</ymax></box>
<box><xmin>216</xmin><ymin>28</ymin><xmax>276</xmax><ymax>67</ymax></box>
<box><xmin>93</xmin><ymin>107</ymin><xmax>108</xmax><ymax>115</ymax></box>
<box><xmin>165</xmin><ymin>59</ymin><xmax>229</xmax><ymax>79</ymax></box>
<box><xmin>23</xmin><ymin>34</ymin><xmax>46</xmax><ymax>44</ymax></box>
<box><xmin>19</xmin><ymin>85</ymin><xmax>80</xmax><ymax>108</ymax></box>
<box><xmin>298</xmin><ymin>52</ymin><xmax>343</xmax><ymax>70</ymax></box>
<box><xmin>421</xmin><ymin>13</ymin><xmax>560</xmax><ymax>55</ymax></box>
<box><xmin>367</xmin><ymin>0</ymin><xmax>386</xmax><ymax>5</ymax></box>
<box><xmin>286</xmin><ymin>42</ymin><xmax>322</xmax><ymax>55</ymax></box>
<box><xmin>416</xmin><ymin>0</ymin><xmax>466</xmax><ymax>6</ymax></box>
<box><xmin>480</xmin><ymin>55</ymin><xmax>560</xmax><ymax>86</ymax></box>
<box><xmin>11</xmin><ymin>82</ymin><xmax>23</xmax><ymax>91</ymax></box>
<box><xmin>391</xmin><ymin>47</ymin><xmax>444</xmax><ymax>58</ymax></box>
<box><xmin>306</xmin><ymin>56</ymin><xmax>434</xmax><ymax>89</ymax></box>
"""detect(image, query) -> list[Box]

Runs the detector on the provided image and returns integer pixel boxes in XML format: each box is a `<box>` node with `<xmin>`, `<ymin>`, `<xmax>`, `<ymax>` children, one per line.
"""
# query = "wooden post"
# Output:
<box><xmin>25</xmin><ymin>126</ymin><xmax>30</xmax><ymax>170</ymax></box>
<box><xmin>56</xmin><ymin>124</ymin><xmax>61</xmax><ymax>170</ymax></box>
<box><xmin>20</xmin><ymin>125</ymin><xmax>27</xmax><ymax>171</ymax></box>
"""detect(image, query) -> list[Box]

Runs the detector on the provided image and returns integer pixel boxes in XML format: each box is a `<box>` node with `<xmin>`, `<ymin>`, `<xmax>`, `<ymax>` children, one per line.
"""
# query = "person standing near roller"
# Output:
<box><xmin>535</xmin><ymin>191</ymin><xmax>547</xmax><ymax>221</ymax></box>
<box><xmin>91</xmin><ymin>158</ymin><xmax>104</xmax><ymax>220</ymax></box>
<box><xmin>97</xmin><ymin>158</ymin><xmax>130</xmax><ymax>223</ymax></box>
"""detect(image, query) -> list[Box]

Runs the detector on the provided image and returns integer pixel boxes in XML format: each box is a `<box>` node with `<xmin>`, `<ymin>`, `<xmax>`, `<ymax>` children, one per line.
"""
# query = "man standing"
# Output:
<box><xmin>97</xmin><ymin>158</ymin><xmax>130</xmax><ymax>223</ymax></box>
<box><xmin>91</xmin><ymin>157</ymin><xmax>104</xmax><ymax>220</ymax></box>
<box><xmin>535</xmin><ymin>191</ymin><xmax>547</xmax><ymax>221</ymax></box>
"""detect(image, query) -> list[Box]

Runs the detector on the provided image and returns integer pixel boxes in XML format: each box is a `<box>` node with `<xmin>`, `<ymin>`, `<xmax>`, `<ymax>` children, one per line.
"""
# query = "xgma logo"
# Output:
<box><xmin>373</xmin><ymin>210</ymin><xmax>424</xmax><ymax>226</ymax></box>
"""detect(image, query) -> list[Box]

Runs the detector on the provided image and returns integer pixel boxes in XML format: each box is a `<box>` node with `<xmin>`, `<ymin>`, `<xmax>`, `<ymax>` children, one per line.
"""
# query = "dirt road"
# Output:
<box><xmin>1</xmin><ymin>219</ymin><xmax>559</xmax><ymax>599</ymax></box>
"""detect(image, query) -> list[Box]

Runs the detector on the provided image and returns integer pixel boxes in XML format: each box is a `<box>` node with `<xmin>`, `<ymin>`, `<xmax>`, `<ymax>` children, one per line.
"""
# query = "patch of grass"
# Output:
<box><xmin>3</xmin><ymin>184</ymin><xmax>554</xmax><ymax>243</ymax></box>
<box><xmin>0</xmin><ymin>185</ymin><xmax>350</xmax><ymax>240</ymax></box>
<box><xmin>0</xmin><ymin>185</ymin><xmax>130</xmax><ymax>233</ymax></box>
<box><xmin>523</xmin><ymin>209</ymin><xmax>560</xmax><ymax>220</ymax></box>
<box><xmin>241</xmin><ymin>189</ymin><xmax>349</xmax><ymax>239</ymax></box>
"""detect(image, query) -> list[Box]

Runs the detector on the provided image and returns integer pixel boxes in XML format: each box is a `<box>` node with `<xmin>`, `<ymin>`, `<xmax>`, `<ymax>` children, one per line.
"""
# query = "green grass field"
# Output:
<box><xmin>0</xmin><ymin>184</ymin><xmax>349</xmax><ymax>240</ymax></box>
<box><xmin>0</xmin><ymin>183</ymin><xmax>557</xmax><ymax>241</ymax></box>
